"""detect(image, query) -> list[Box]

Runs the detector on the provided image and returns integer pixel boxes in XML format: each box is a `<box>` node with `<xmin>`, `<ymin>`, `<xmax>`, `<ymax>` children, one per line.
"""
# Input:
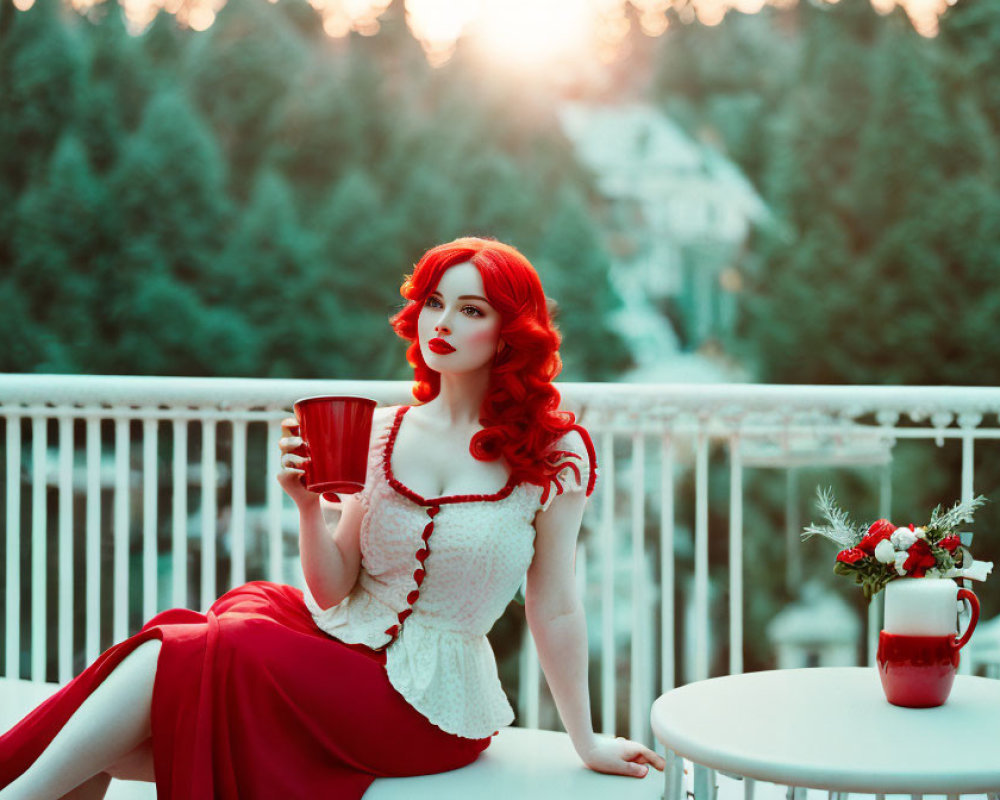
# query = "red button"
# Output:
<box><xmin>384</xmin><ymin>625</ymin><xmax>400</xmax><ymax>637</ymax></box>
<box><xmin>422</xmin><ymin>522</ymin><xmax>434</xmax><ymax>539</ymax></box>
<box><xmin>407</xmin><ymin>589</ymin><xmax>420</xmax><ymax>604</ymax></box>
<box><xmin>416</xmin><ymin>548</ymin><xmax>429</xmax><ymax>562</ymax></box>
<box><xmin>413</xmin><ymin>568</ymin><xmax>426</xmax><ymax>586</ymax></box>
<box><xmin>398</xmin><ymin>608</ymin><xmax>412</xmax><ymax>623</ymax></box>
<box><xmin>428</xmin><ymin>506</ymin><xmax>440</xmax><ymax>518</ymax></box>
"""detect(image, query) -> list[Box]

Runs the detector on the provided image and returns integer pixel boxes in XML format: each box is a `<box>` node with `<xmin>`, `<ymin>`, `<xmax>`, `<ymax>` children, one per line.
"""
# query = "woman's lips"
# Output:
<box><xmin>428</xmin><ymin>338</ymin><xmax>456</xmax><ymax>354</ymax></box>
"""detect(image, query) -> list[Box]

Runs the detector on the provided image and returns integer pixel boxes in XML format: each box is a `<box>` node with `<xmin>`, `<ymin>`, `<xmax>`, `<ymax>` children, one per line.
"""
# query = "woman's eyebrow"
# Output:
<box><xmin>429</xmin><ymin>291</ymin><xmax>490</xmax><ymax>303</ymax></box>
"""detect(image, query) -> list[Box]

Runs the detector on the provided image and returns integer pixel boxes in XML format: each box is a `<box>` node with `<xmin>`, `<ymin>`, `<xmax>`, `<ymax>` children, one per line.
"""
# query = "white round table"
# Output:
<box><xmin>650</xmin><ymin>667</ymin><xmax>1000</xmax><ymax>796</ymax></box>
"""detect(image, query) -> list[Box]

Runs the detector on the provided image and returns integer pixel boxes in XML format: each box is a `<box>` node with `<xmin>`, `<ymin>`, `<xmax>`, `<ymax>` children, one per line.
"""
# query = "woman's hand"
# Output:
<box><xmin>277</xmin><ymin>417</ymin><xmax>319</xmax><ymax>509</ymax></box>
<box><xmin>578</xmin><ymin>735</ymin><xmax>666</xmax><ymax>779</ymax></box>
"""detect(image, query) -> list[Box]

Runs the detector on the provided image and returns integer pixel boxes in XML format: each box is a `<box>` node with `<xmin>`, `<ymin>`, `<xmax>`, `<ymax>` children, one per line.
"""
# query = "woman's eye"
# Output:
<box><xmin>424</xmin><ymin>296</ymin><xmax>442</xmax><ymax>309</ymax></box>
<box><xmin>462</xmin><ymin>305</ymin><xmax>484</xmax><ymax>317</ymax></box>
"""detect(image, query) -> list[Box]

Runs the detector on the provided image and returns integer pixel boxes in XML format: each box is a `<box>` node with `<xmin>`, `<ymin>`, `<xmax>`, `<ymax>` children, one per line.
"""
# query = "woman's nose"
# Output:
<box><xmin>435</xmin><ymin>309</ymin><xmax>452</xmax><ymax>334</ymax></box>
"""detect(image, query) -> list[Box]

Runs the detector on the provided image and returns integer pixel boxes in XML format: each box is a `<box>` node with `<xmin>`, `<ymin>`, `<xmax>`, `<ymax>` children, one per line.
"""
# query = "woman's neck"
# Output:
<box><xmin>423</xmin><ymin>367</ymin><xmax>491</xmax><ymax>427</ymax></box>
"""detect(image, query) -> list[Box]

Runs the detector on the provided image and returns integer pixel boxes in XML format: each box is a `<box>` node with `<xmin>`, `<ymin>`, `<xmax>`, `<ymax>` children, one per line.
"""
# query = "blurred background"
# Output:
<box><xmin>2</xmin><ymin>0</ymin><xmax>999</xmax><ymax>731</ymax></box>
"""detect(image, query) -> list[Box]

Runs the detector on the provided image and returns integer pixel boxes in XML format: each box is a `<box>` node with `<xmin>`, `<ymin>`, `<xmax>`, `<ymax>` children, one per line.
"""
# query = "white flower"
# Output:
<box><xmin>894</xmin><ymin>551</ymin><xmax>910</xmax><ymax>577</ymax></box>
<box><xmin>891</xmin><ymin>528</ymin><xmax>917</xmax><ymax>550</ymax></box>
<box><xmin>874</xmin><ymin>539</ymin><xmax>897</xmax><ymax>564</ymax></box>
<box><xmin>913</xmin><ymin>526</ymin><xmax>927</xmax><ymax>539</ymax></box>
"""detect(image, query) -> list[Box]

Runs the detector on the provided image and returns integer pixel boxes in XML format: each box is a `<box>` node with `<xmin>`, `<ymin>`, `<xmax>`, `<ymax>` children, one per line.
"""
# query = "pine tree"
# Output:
<box><xmin>105</xmin><ymin>89</ymin><xmax>255</xmax><ymax>376</ymax></box>
<box><xmin>10</xmin><ymin>134</ymin><xmax>108</xmax><ymax>372</ymax></box>
<box><xmin>0</xmin><ymin>0</ymin><xmax>85</xmax><ymax>189</ymax></box>
<box><xmin>183</xmin><ymin>0</ymin><xmax>306</xmax><ymax>199</ymax></box>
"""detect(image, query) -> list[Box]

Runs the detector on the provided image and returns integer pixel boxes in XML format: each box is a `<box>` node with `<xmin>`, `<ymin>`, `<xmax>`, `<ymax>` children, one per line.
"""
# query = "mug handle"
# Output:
<box><xmin>955</xmin><ymin>588</ymin><xmax>980</xmax><ymax>650</ymax></box>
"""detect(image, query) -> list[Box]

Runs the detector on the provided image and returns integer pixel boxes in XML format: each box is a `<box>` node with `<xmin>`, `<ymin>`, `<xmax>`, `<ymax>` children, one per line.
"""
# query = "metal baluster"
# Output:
<box><xmin>57</xmin><ymin>416</ymin><xmax>74</xmax><ymax>683</ymax></box>
<box><xmin>200</xmin><ymin>419</ymin><xmax>217</xmax><ymax>610</ymax></box>
<box><xmin>30</xmin><ymin>415</ymin><xmax>47</xmax><ymax>681</ymax></box>
<box><xmin>660</xmin><ymin>432</ymin><xmax>675</xmax><ymax>694</ymax></box>
<box><xmin>230</xmin><ymin>419</ymin><xmax>248</xmax><ymax>589</ymax></box>
<box><xmin>630</xmin><ymin>432</ymin><xmax>646</xmax><ymax>743</ymax></box>
<box><xmin>142</xmin><ymin>418</ymin><xmax>159</xmax><ymax>620</ymax></box>
<box><xmin>113</xmin><ymin>418</ymin><xmax>130</xmax><ymax>642</ymax></box>
<box><xmin>5</xmin><ymin>414</ymin><xmax>22</xmax><ymax>679</ymax></box>
<box><xmin>172</xmin><ymin>419</ymin><xmax>188</xmax><ymax>607</ymax></box>
<box><xmin>785</xmin><ymin>467</ymin><xmax>801</xmax><ymax>593</ymax></box>
<box><xmin>600</xmin><ymin>429</ymin><xmax>616</xmax><ymax>735</ymax></box>
<box><xmin>694</xmin><ymin>429</ymin><xmax>710</xmax><ymax>682</ymax></box>
<box><xmin>958</xmin><ymin>418</ymin><xmax>979</xmax><ymax>677</ymax></box>
<box><xmin>266</xmin><ymin>419</ymin><xmax>283</xmax><ymax>582</ymax></box>
<box><xmin>729</xmin><ymin>432</ymin><xmax>743</xmax><ymax>676</ymax></box>
<box><xmin>85</xmin><ymin>417</ymin><xmax>102</xmax><ymax>664</ymax></box>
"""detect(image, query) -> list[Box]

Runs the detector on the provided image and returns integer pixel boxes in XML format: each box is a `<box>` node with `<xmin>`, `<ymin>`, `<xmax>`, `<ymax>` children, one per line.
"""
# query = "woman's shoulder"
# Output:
<box><xmin>538</xmin><ymin>421</ymin><xmax>598</xmax><ymax>511</ymax></box>
<box><xmin>545</xmin><ymin>422</ymin><xmax>595</xmax><ymax>463</ymax></box>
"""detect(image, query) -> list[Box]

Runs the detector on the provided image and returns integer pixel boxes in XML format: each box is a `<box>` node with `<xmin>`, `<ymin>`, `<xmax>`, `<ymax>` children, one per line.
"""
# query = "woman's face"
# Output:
<box><xmin>418</xmin><ymin>262</ymin><xmax>502</xmax><ymax>375</ymax></box>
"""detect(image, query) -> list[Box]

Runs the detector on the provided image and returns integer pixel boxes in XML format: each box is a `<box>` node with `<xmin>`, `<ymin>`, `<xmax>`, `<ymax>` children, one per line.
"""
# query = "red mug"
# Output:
<box><xmin>876</xmin><ymin>587</ymin><xmax>979</xmax><ymax>708</ymax></box>
<box><xmin>291</xmin><ymin>395</ymin><xmax>377</xmax><ymax>497</ymax></box>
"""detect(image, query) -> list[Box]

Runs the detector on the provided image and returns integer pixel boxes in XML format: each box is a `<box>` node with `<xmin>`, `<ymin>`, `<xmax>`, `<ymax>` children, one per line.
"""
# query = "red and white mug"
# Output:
<box><xmin>877</xmin><ymin>577</ymin><xmax>979</xmax><ymax>708</ymax></box>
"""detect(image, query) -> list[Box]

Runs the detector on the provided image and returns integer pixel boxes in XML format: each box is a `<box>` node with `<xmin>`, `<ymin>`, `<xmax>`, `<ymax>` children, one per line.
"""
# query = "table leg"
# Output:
<box><xmin>693</xmin><ymin>764</ymin><xmax>717</xmax><ymax>800</ymax></box>
<box><xmin>784</xmin><ymin>787</ymin><xmax>806</xmax><ymax>800</ymax></box>
<box><xmin>662</xmin><ymin>749</ymin><xmax>683</xmax><ymax>800</ymax></box>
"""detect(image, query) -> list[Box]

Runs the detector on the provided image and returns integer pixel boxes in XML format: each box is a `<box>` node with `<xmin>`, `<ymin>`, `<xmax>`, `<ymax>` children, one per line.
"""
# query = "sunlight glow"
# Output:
<box><xmin>18</xmin><ymin>0</ymin><xmax>964</xmax><ymax>56</ymax></box>
<box><xmin>470</xmin><ymin>0</ymin><xmax>593</xmax><ymax>68</ymax></box>
<box><xmin>310</xmin><ymin>0</ymin><xmax>392</xmax><ymax>39</ymax></box>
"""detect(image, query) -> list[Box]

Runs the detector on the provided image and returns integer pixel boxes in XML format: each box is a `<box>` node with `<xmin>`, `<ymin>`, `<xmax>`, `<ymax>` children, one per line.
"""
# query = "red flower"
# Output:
<box><xmin>902</xmin><ymin>539</ymin><xmax>937</xmax><ymax>577</ymax></box>
<box><xmin>939</xmin><ymin>535</ymin><xmax>961</xmax><ymax>552</ymax></box>
<box><xmin>858</xmin><ymin>519</ymin><xmax>896</xmax><ymax>555</ymax></box>
<box><xmin>836</xmin><ymin>548</ymin><xmax>867</xmax><ymax>565</ymax></box>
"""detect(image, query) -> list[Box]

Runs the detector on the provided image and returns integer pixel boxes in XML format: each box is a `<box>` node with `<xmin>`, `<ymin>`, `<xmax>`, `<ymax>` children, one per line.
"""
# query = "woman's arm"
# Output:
<box><xmin>278</xmin><ymin>415</ymin><xmax>375</xmax><ymax>609</ymax></box>
<box><xmin>525</xmin><ymin>482</ymin><xmax>665</xmax><ymax>778</ymax></box>
<box><xmin>297</xmin><ymin>494</ymin><xmax>364</xmax><ymax>609</ymax></box>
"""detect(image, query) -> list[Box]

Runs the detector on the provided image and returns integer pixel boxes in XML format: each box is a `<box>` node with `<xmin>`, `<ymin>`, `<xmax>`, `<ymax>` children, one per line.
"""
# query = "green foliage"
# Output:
<box><xmin>1</xmin><ymin>0</ymin><xmax>628</xmax><ymax>382</ymax></box>
<box><xmin>652</xmin><ymin>0</ymin><xmax>1000</xmax><ymax>387</ymax></box>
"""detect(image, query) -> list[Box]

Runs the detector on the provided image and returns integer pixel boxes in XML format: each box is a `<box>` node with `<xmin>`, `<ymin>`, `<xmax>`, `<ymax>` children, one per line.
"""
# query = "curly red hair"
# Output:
<box><xmin>390</xmin><ymin>237</ymin><xmax>592</xmax><ymax>497</ymax></box>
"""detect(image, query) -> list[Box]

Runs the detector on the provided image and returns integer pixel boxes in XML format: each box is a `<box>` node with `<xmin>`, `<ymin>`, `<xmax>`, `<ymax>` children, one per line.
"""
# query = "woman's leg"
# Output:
<box><xmin>0</xmin><ymin>640</ymin><xmax>161</xmax><ymax>800</ymax></box>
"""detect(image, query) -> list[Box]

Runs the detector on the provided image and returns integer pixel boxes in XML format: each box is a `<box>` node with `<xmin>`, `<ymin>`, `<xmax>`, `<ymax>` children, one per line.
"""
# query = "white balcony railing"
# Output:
<box><xmin>2</xmin><ymin>375</ymin><xmax>999</xmax><ymax>747</ymax></box>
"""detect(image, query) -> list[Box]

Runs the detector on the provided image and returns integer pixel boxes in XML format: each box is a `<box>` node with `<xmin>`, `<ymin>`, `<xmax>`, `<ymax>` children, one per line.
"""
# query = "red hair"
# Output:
<box><xmin>390</xmin><ymin>237</ymin><xmax>594</xmax><ymax>498</ymax></box>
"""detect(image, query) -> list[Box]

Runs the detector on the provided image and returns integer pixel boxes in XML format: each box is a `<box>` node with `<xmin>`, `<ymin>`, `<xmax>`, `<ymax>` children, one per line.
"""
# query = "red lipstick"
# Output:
<box><xmin>428</xmin><ymin>338</ymin><xmax>456</xmax><ymax>355</ymax></box>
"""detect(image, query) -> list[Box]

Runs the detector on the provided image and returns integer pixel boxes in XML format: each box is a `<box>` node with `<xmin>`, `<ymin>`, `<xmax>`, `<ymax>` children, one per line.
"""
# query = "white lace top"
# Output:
<box><xmin>304</xmin><ymin>405</ymin><xmax>596</xmax><ymax>739</ymax></box>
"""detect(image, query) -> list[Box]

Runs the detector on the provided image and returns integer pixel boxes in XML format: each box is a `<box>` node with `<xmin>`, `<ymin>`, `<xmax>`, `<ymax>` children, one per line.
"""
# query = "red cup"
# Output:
<box><xmin>876</xmin><ymin>587</ymin><xmax>979</xmax><ymax>708</ymax></box>
<box><xmin>291</xmin><ymin>395</ymin><xmax>376</xmax><ymax>497</ymax></box>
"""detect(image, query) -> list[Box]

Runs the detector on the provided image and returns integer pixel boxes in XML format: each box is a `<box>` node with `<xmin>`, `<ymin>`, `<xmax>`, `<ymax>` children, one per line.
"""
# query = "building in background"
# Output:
<box><xmin>558</xmin><ymin>102</ymin><xmax>769</xmax><ymax>382</ymax></box>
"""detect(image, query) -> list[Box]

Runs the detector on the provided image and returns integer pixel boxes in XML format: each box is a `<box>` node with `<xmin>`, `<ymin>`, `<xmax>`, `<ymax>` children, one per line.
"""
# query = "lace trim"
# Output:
<box><xmin>382</xmin><ymin>406</ymin><xmax>517</xmax><ymax>506</ymax></box>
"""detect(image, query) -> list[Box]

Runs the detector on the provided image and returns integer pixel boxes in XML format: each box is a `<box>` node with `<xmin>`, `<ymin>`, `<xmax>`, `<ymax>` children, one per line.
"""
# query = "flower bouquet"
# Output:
<box><xmin>802</xmin><ymin>489</ymin><xmax>993</xmax><ymax>601</ymax></box>
<box><xmin>803</xmin><ymin>489</ymin><xmax>993</xmax><ymax>707</ymax></box>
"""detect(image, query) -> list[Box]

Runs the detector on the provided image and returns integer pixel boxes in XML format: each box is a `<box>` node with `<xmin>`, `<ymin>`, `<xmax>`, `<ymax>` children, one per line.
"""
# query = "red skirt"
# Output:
<box><xmin>0</xmin><ymin>581</ymin><xmax>491</xmax><ymax>799</ymax></box>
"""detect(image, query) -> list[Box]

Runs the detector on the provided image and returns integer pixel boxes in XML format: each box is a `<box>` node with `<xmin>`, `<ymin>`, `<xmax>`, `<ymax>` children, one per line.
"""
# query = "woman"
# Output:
<box><xmin>0</xmin><ymin>237</ymin><xmax>664</xmax><ymax>799</ymax></box>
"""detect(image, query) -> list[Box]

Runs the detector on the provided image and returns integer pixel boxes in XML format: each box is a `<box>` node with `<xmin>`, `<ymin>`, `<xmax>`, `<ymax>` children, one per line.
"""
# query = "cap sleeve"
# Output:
<box><xmin>539</xmin><ymin>424</ymin><xmax>598</xmax><ymax>512</ymax></box>
<box><xmin>355</xmin><ymin>405</ymin><xmax>397</xmax><ymax>510</ymax></box>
